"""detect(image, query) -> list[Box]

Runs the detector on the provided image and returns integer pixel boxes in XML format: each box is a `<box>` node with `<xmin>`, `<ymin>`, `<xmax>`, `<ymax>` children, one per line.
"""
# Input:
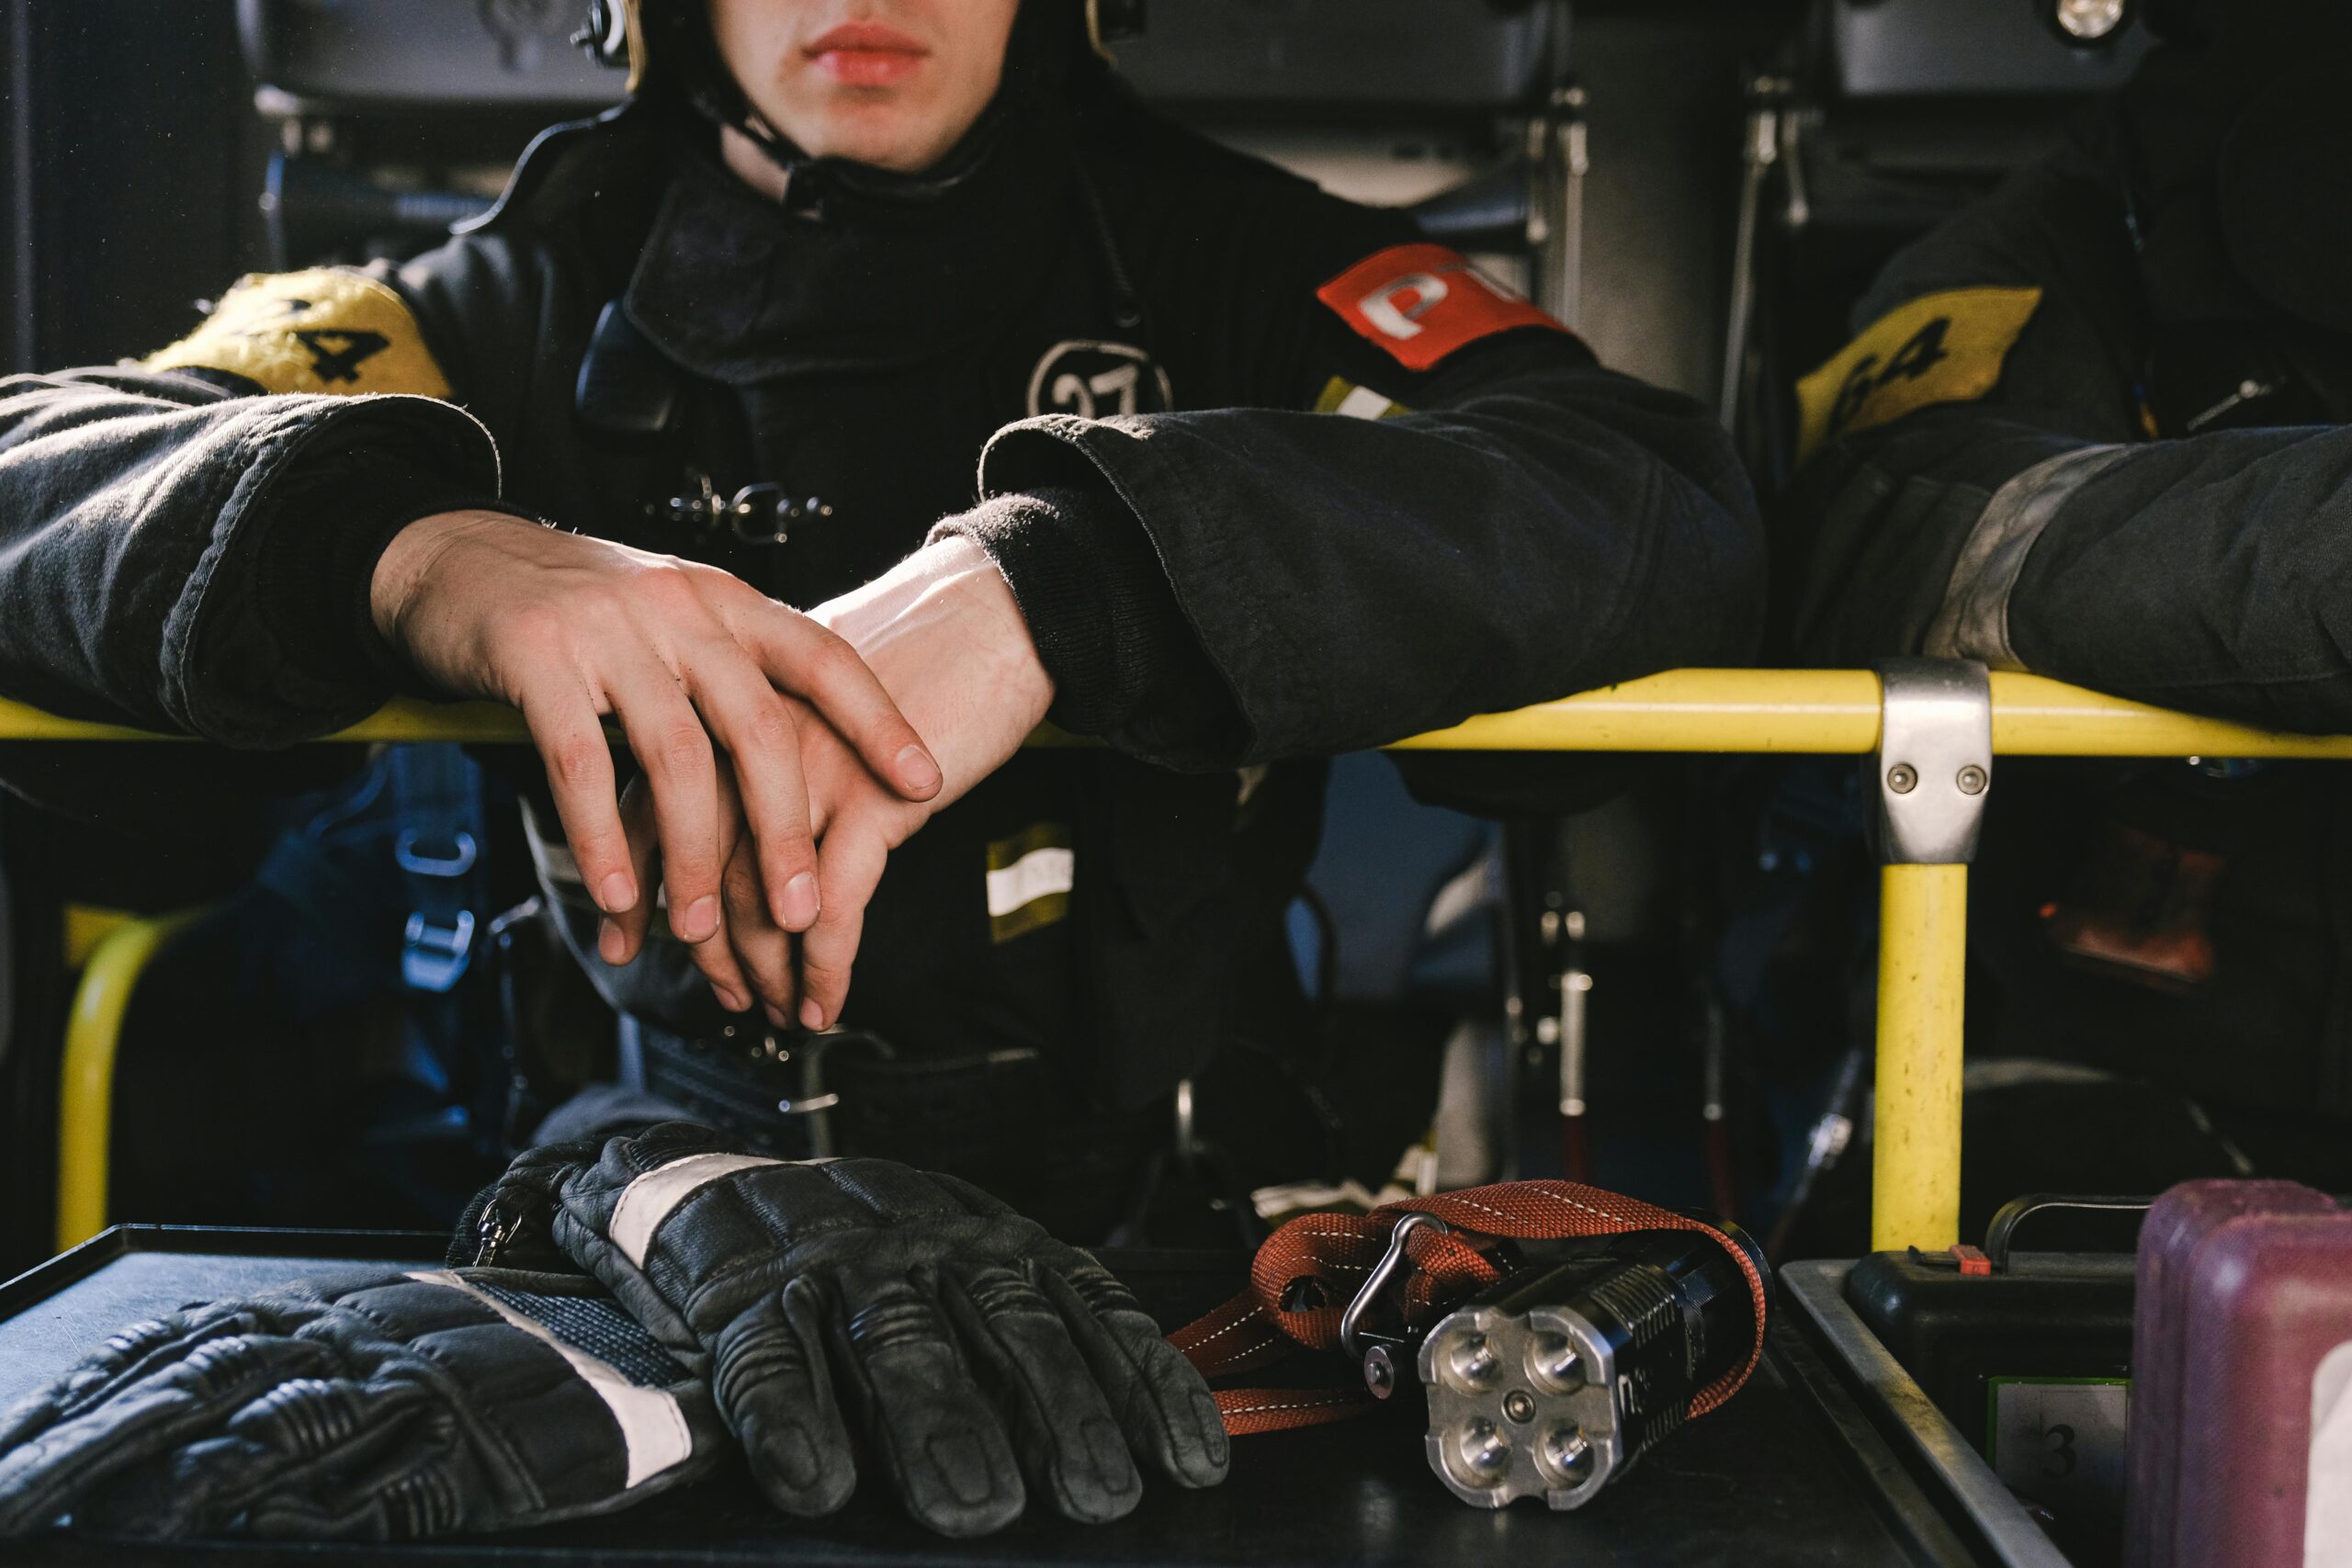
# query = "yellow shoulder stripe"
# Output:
<box><xmin>1793</xmin><ymin>286</ymin><xmax>2041</xmax><ymax>466</ymax></box>
<box><xmin>144</xmin><ymin>267</ymin><xmax>451</xmax><ymax>400</ymax></box>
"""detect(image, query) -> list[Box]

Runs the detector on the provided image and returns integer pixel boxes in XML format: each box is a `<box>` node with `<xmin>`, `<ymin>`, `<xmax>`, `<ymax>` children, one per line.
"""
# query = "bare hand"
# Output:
<box><xmin>369</xmin><ymin>511</ymin><xmax>943</xmax><ymax>994</ymax></box>
<box><xmin>604</xmin><ymin>536</ymin><xmax>1054</xmax><ymax>1025</ymax></box>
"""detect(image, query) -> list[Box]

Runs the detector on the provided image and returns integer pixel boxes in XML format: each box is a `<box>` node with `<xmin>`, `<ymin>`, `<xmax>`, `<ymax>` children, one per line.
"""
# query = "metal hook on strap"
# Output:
<box><xmin>1340</xmin><ymin>1211</ymin><xmax>1450</xmax><ymax>1359</ymax></box>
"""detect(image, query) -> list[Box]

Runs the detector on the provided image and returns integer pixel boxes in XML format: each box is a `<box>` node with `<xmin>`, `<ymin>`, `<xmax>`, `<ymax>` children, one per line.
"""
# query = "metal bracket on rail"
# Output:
<box><xmin>1872</xmin><ymin>660</ymin><xmax>1992</xmax><ymax>866</ymax></box>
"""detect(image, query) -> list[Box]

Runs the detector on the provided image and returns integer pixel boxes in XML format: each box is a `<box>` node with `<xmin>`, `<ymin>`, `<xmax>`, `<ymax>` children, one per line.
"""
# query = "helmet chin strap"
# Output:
<box><xmin>714</xmin><ymin>94</ymin><xmax>1021</xmax><ymax>207</ymax></box>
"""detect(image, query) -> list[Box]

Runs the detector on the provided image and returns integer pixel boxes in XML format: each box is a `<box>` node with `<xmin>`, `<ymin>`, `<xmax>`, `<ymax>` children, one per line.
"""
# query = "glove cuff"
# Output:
<box><xmin>449</xmin><ymin>1134</ymin><xmax>614</xmax><ymax>1271</ymax></box>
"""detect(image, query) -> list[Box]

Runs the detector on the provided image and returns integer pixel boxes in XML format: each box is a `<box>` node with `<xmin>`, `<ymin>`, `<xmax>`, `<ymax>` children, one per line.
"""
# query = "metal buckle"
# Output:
<box><xmin>472</xmin><ymin>1199</ymin><xmax>519</xmax><ymax>1267</ymax></box>
<box><xmin>649</xmin><ymin>477</ymin><xmax>832</xmax><ymax>546</ymax></box>
<box><xmin>394</xmin><ymin>829</ymin><xmax>478</xmax><ymax>878</ymax></box>
<box><xmin>402</xmin><ymin>908</ymin><xmax>477</xmax><ymax>993</ymax></box>
<box><xmin>729</xmin><ymin>484</ymin><xmax>834</xmax><ymax>546</ymax></box>
<box><xmin>650</xmin><ymin>473</ymin><xmax>721</xmax><ymax>530</ymax></box>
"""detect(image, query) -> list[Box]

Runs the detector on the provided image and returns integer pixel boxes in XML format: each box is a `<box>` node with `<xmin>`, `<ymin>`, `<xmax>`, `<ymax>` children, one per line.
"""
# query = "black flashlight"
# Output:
<box><xmin>1358</xmin><ymin>1223</ymin><xmax>1766</xmax><ymax>1510</ymax></box>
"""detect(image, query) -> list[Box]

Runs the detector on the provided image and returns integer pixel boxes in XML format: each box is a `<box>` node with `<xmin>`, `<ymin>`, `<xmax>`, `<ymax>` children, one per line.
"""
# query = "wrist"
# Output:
<box><xmin>930</xmin><ymin>537</ymin><xmax>1057</xmax><ymax>726</ymax></box>
<box><xmin>824</xmin><ymin>538</ymin><xmax>1054</xmax><ymax>711</ymax></box>
<box><xmin>811</xmin><ymin>538</ymin><xmax>1055</xmax><ymax>798</ymax></box>
<box><xmin>935</xmin><ymin>488</ymin><xmax>1193</xmax><ymax>740</ymax></box>
<box><xmin>368</xmin><ymin>509</ymin><xmax>526</xmax><ymax>649</ymax></box>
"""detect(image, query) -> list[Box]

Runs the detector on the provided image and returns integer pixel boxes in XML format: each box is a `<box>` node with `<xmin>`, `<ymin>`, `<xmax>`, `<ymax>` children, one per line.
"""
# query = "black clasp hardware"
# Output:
<box><xmin>649</xmin><ymin>477</ymin><xmax>833</xmax><ymax>546</ymax></box>
<box><xmin>472</xmin><ymin>1198</ymin><xmax>518</xmax><ymax>1267</ymax></box>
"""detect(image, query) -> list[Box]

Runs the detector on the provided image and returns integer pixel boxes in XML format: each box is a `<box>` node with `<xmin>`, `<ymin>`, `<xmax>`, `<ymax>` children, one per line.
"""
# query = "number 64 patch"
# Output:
<box><xmin>1793</xmin><ymin>286</ymin><xmax>2042</xmax><ymax>465</ymax></box>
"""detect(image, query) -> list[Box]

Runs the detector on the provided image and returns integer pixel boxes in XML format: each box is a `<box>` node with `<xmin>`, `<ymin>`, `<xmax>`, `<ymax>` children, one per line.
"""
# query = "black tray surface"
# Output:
<box><xmin>0</xmin><ymin>1227</ymin><xmax>1982</xmax><ymax>1567</ymax></box>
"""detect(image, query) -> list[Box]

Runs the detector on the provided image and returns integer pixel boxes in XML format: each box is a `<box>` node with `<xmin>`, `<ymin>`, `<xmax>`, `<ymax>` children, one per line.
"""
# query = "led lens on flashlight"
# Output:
<box><xmin>1528</xmin><ymin>1332</ymin><xmax>1584</xmax><ymax>1393</ymax></box>
<box><xmin>1452</xmin><ymin>1418</ymin><xmax>1513</xmax><ymax>1484</ymax></box>
<box><xmin>1540</xmin><ymin>1424</ymin><xmax>1596</xmax><ymax>1488</ymax></box>
<box><xmin>1442</xmin><ymin>1332</ymin><xmax>1501</xmax><ymax>1393</ymax></box>
<box><xmin>2052</xmin><ymin>0</ymin><xmax>2127</xmax><ymax>39</ymax></box>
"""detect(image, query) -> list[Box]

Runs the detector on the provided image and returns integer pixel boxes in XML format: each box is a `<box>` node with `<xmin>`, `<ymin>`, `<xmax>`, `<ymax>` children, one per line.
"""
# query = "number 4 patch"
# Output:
<box><xmin>144</xmin><ymin>267</ymin><xmax>451</xmax><ymax>400</ymax></box>
<box><xmin>1793</xmin><ymin>287</ymin><xmax>2042</xmax><ymax>465</ymax></box>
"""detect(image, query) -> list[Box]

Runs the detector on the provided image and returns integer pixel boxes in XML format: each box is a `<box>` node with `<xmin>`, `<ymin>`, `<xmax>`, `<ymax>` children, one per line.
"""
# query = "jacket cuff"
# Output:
<box><xmin>932</xmin><ymin>485</ymin><xmax>1204</xmax><ymax>739</ymax></box>
<box><xmin>247</xmin><ymin>451</ymin><xmax>520</xmax><ymax>698</ymax></box>
<box><xmin>1920</xmin><ymin>443</ymin><xmax>2130</xmax><ymax>668</ymax></box>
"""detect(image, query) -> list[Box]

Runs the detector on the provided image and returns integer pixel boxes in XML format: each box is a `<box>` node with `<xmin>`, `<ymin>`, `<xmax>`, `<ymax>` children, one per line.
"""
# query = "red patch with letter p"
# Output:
<box><xmin>1316</xmin><ymin>243</ymin><xmax>1569</xmax><ymax>371</ymax></box>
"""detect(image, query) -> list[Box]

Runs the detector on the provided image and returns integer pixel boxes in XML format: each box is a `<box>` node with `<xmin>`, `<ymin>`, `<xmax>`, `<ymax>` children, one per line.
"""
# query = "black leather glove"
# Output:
<box><xmin>0</xmin><ymin>1267</ymin><xmax>719</xmax><ymax>1541</ymax></box>
<box><xmin>465</xmin><ymin>1122</ymin><xmax>1229</xmax><ymax>1537</ymax></box>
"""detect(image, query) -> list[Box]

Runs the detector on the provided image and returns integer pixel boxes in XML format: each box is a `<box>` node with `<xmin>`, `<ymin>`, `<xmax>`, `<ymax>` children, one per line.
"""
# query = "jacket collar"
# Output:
<box><xmin>623</xmin><ymin>107</ymin><xmax>1079</xmax><ymax>383</ymax></box>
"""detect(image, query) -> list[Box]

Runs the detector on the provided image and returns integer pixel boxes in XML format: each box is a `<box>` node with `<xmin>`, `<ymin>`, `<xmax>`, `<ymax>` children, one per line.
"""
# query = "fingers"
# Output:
<box><xmin>240</xmin><ymin>1385</ymin><xmax>460</xmax><ymax>1541</ymax></box>
<box><xmin>509</xmin><ymin>569</ymin><xmax>933</xmax><ymax>1010</ymax></box>
<box><xmin>243</xmin><ymin>1450</ymin><xmax>458</xmax><ymax>1542</ymax></box>
<box><xmin>738</xmin><ymin>604</ymin><xmax>941</xmax><ymax>802</ymax></box>
<box><xmin>944</xmin><ymin>1266</ymin><xmax>1142</xmax><ymax>1525</ymax></box>
<box><xmin>797</xmin><ymin>815</ymin><xmax>891</xmax><ymax>1032</ymax></box>
<box><xmin>0</xmin><ymin>1328</ymin><xmax>334</xmax><ymax>1540</ymax></box>
<box><xmin>514</xmin><ymin>680</ymin><xmax>636</xmax><ymax>924</ymax></box>
<box><xmin>612</xmin><ymin>772</ymin><xmax>763</xmax><ymax>1014</ymax></box>
<box><xmin>1039</xmin><ymin>1262</ymin><xmax>1231</xmax><ymax>1491</ymax></box>
<box><xmin>826</xmin><ymin>1274</ymin><xmax>1024</xmax><ymax>1537</ymax></box>
<box><xmin>597</xmin><ymin>654</ymin><xmax>806</xmax><ymax>1020</ymax></box>
<box><xmin>722</xmin><ymin>845</ymin><xmax>798</xmax><ymax>1021</ymax></box>
<box><xmin>0</xmin><ymin>1304</ymin><xmax>251</xmax><ymax>1453</ymax></box>
<box><xmin>73</xmin><ymin>1435</ymin><xmax>266</xmax><ymax>1540</ymax></box>
<box><xmin>711</xmin><ymin>1285</ymin><xmax>857</xmax><ymax>1519</ymax></box>
<box><xmin>588</xmin><ymin>641</ymin><xmax>822</xmax><ymax>1016</ymax></box>
<box><xmin>605</xmin><ymin>664</ymin><xmax>728</xmax><ymax>952</ymax></box>
<box><xmin>78</xmin><ymin>1377</ymin><xmax>425</xmax><ymax>1540</ymax></box>
<box><xmin>691</xmin><ymin>667</ymin><xmax>822</xmax><ymax>934</ymax></box>
<box><xmin>600</xmin><ymin>775</ymin><xmax>664</xmax><ymax>968</ymax></box>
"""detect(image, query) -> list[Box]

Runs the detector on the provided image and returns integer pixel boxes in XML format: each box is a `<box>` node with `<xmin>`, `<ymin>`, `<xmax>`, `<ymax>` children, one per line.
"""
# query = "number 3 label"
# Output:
<box><xmin>1988</xmin><ymin>1378</ymin><xmax>2130</xmax><ymax>1520</ymax></box>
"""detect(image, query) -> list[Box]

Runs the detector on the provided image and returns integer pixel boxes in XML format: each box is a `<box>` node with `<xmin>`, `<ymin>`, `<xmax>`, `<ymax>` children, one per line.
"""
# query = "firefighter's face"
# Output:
<box><xmin>707</xmin><ymin>0</ymin><xmax>1023</xmax><ymax>174</ymax></box>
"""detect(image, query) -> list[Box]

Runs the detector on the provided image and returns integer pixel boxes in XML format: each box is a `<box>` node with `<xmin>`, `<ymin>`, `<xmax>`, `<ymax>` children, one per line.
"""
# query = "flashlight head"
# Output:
<box><xmin>1410</xmin><ymin>1223</ymin><xmax>1764</xmax><ymax>1511</ymax></box>
<box><xmin>1418</xmin><ymin>1302</ymin><xmax>1619</xmax><ymax>1508</ymax></box>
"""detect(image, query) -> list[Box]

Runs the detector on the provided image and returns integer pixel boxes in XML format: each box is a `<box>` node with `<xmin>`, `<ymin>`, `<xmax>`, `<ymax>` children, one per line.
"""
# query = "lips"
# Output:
<box><xmin>805</xmin><ymin>21</ymin><xmax>928</xmax><ymax>87</ymax></box>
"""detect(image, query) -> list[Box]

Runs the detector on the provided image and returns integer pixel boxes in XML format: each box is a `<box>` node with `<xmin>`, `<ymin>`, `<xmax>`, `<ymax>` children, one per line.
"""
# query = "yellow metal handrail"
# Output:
<box><xmin>56</xmin><ymin>911</ymin><xmax>196</xmax><ymax>1250</ymax></box>
<box><xmin>30</xmin><ymin>668</ymin><xmax>2352</xmax><ymax>1253</ymax></box>
<box><xmin>19</xmin><ymin>668</ymin><xmax>2351</xmax><ymax>756</ymax></box>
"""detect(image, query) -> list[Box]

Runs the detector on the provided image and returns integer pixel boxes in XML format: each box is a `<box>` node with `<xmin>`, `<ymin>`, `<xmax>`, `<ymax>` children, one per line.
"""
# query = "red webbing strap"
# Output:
<box><xmin>1166</xmin><ymin>1180</ymin><xmax>1769</xmax><ymax>1437</ymax></box>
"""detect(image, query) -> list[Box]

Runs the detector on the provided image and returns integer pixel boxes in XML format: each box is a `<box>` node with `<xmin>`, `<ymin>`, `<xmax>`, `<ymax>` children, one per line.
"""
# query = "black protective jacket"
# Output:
<box><xmin>1779</xmin><ymin>28</ymin><xmax>2352</xmax><ymax>1133</ymax></box>
<box><xmin>0</xmin><ymin>70</ymin><xmax>1760</xmax><ymax>1119</ymax></box>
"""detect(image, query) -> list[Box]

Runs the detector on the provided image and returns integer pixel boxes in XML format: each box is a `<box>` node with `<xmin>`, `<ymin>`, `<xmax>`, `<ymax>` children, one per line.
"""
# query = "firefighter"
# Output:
<box><xmin>0</xmin><ymin>0</ymin><xmax>1763</xmax><ymax>1234</ymax></box>
<box><xmin>1779</xmin><ymin>0</ymin><xmax>2352</xmax><ymax>1212</ymax></box>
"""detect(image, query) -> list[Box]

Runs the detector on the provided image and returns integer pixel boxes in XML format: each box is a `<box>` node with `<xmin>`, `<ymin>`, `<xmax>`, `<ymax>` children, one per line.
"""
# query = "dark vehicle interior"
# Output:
<box><xmin>8</xmin><ymin>4</ymin><xmax>2301</xmax><ymax>1564</ymax></box>
<box><xmin>0</xmin><ymin>0</ymin><xmax>2157</xmax><ymax>1266</ymax></box>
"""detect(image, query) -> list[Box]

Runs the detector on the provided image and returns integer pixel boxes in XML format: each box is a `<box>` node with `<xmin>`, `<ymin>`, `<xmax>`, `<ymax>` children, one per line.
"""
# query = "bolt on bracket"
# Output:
<box><xmin>1873</xmin><ymin>660</ymin><xmax>1992</xmax><ymax>866</ymax></box>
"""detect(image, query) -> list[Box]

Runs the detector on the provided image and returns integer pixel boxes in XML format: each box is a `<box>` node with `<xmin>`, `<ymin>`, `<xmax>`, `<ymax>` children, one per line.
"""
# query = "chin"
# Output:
<box><xmin>795</xmin><ymin>103</ymin><xmax>944</xmax><ymax>173</ymax></box>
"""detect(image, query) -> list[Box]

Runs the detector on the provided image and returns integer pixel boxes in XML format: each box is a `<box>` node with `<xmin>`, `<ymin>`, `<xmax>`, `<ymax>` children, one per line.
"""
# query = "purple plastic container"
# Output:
<box><xmin>2126</xmin><ymin>1181</ymin><xmax>2338</xmax><ymax>1568</ymax></box>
